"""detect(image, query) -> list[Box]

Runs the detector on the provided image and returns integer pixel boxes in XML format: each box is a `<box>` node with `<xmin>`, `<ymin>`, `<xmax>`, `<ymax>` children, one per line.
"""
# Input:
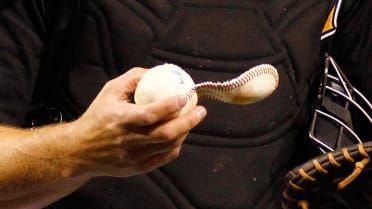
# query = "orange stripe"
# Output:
<box><xmin>322</xmin><ymin>5</ymin><xmax>336</xmax><ymax>34</ymax></box>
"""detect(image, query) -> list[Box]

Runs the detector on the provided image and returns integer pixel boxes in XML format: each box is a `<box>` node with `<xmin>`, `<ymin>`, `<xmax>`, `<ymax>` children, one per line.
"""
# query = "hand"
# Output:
<box><xmin>65</xmin><ymin>67</ymin><xmax>207</xmax><ymax>178</ymax></box>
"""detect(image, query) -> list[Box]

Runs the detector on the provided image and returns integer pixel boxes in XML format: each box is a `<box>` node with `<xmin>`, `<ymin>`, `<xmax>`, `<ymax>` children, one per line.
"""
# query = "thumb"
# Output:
<box><xmin>109</xmin><ymin>67</ymin><xmax>148</xmax><ymax>100</ymax></box>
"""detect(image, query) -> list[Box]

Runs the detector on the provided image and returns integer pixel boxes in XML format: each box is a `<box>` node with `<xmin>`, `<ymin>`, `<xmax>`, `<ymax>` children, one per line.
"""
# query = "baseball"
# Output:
<box><xmin>134</xmin><ymin>64</ymin><xmax>198</xmax><ymax>116</ymax></box>
<box><xmin>134</xmin><ymin>63</ymin><xmax>279</xmax><ymax>116</ymax></box>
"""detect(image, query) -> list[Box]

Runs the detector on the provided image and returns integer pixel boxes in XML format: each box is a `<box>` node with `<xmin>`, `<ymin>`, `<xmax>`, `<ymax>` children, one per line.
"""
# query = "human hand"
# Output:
<box><xmin>65</xmin><ymin>67</ymin><xmax>207</xmax><ymax>178</ymax></box>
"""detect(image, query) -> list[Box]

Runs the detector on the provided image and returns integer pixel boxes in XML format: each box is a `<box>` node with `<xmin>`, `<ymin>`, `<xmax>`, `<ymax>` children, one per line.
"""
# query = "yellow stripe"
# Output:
<box><xmin>322</xmin><ymin>5</ymin><xmax>336</xmax><ymax>34</ymax></box>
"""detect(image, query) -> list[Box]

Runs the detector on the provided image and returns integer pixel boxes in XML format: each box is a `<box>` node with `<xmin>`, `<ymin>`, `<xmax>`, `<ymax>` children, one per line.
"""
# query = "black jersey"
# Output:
<box><xmin>0</xmin><ymin>0</ymin><xmax>370</xmax><ymax>209</ymax></box>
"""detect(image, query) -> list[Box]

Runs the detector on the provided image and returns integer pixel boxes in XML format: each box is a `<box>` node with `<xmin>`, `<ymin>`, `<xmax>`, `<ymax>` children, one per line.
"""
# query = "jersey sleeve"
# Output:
<box><xmin>323</xmin><ymin>0</ymin><xmax>371</xmax><ymax>99</ymax></box>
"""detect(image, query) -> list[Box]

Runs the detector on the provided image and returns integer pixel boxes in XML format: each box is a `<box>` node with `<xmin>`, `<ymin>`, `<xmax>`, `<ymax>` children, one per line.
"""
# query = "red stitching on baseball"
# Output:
<box><xmin>194</xmin><ymin>64</ymin><xmax>279</xmax><ymax>103</ymax></box>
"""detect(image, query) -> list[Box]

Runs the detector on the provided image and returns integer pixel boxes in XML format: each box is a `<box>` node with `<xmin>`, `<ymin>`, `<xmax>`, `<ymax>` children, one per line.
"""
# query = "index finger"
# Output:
<box><xmin>124</xmin><ymin>95</ymin><xmax>189</xmax><ymax>126</ymax></box>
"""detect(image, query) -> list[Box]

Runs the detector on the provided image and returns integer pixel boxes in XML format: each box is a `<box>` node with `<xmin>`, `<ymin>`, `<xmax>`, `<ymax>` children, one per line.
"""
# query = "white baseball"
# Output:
<box><xmin>134</xmin><ymin>63</ymin><xmax>279</xmax><ymax>116</ymax></box>
<box><xmin>195</xmin><ymin>64</ymin><xmax>279</xmax><ymax>104</ymax></box>
<box><xmin>134</xmin><ymin>64</ymin><xmax>198</xmax><ymax>115</ymax></box>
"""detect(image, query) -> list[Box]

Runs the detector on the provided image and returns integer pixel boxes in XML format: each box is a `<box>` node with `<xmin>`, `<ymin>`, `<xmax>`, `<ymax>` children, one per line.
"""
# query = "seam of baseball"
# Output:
<box><xmin>195</xmin><ymin>65</ymin><xmax>278</xmax><ymax>97</ymax></box>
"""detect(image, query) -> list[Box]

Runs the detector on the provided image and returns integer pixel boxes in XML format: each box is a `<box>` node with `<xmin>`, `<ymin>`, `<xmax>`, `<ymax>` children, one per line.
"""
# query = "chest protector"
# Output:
<box><xmin>52</xmin><ymin>0</ymin><xmax>335</xmax><ymax>208</ymax></box>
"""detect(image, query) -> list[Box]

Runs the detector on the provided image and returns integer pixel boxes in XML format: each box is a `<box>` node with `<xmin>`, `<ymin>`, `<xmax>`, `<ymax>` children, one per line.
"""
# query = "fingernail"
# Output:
<box><xmin>196</xmin><ymin>107</ymin><xmax>207</xmax><ymax>119</ymax></box>
<box><xmin>176</xmin><ymin>95</ymin><xmax>188</xmax><ymax>109</ymax></box>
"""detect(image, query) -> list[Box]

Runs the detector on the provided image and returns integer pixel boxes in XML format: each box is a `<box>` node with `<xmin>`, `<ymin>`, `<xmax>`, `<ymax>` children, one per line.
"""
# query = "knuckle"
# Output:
<box><xmin>137</xmin><ymin>109</ymin><xmax>157</xmax><ymax>125</ymax></box>
<box><xmin>159</xmin><ymin>126</ymin><xmax>177</xmax><ymax>140</ymax></box>
<box><xmin>104</xmin><ymin>79</ymin><xmax>115</xmax><ymax>89</ymax></box>
<box><xmin>164</xmin><ymin>100</ymin><xmax>178</xmax><ymax>113</ymax></box>
<box><xmin>129</xmin><ymin>67</ymin><xmax>146</xmax><ymax>73</ymax></box>
<box><xmin>126</xmin><ymin>67</ymin><xmax>147</xmax><ymax>79</ymax></box>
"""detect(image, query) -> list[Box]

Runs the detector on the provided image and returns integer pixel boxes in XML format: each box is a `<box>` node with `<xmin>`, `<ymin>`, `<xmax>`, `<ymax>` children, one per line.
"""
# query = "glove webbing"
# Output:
<box><xmin>282</xmin><ymin>143</ymin><xmax>372</xmax><ymax>209</ymax></box>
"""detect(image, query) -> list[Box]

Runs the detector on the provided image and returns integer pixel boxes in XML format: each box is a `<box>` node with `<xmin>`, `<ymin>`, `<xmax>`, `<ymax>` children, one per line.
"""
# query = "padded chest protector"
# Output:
<box><xmin>54</xmin><ymin>0</ymin><xmax>335</xmax><ymax>208</ymax></box>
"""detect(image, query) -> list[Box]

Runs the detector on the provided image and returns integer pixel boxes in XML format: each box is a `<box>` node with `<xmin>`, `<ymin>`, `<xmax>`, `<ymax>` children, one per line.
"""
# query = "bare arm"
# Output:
<box><xmin>0</xmin><ymin>123</ymin><xmax>89</xmax><ymax>209</ymax></box>
<box><xmin>0</xmin><ymin>67</ymin><xmax>207</xmax><ymax>209</ymax></box>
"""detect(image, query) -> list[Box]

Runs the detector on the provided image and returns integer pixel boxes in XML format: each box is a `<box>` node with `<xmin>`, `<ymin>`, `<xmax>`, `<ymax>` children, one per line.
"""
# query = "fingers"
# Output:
<box><xmin>149</xmin><ymin>105</ymin><xmax>207</xmax><ymax>140</ymax></box>
<box><xmin>141</xmin><ymin>146</ymin><xmax>183</xmax><ymax>173</ymax></box>
<box><xmin>104</xmin><ymin>67</ymin><xmax>148</xmax><ymax>99</ymax></box>
<box><xmin>110</xmin><ymin>146</ymin><xmax>184</xmax><ymax>176</ymax></box>
<box><xmin>118</xmin><ymin>105</ymin><xmax>206</xmax><ymax>172</ymax></box>
<box><xmin>126</xmin><ymin>133</ymin><xmax>188</xmax><ymax>157</ymax></box>
<box><xmin>122</xmin><ymin>104</ymin><xmax>206</xmax><ymax>147</ymax></box>
<box><xmin>124</xmin><ymin>95</ymin><xmax>189</xmax><ymax>126</ymax></box>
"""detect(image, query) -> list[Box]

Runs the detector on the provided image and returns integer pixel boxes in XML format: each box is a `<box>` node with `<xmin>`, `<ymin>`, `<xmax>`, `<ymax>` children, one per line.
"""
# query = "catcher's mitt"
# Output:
<box><xmin>282</xmin><ymin>55</ymin><xmax>372</xmax><ymax>209</ymax></box>
<box><xmin>282</xmin><ymin>142</ymin><xmax>372</xmax><ymax>209</ymax></box>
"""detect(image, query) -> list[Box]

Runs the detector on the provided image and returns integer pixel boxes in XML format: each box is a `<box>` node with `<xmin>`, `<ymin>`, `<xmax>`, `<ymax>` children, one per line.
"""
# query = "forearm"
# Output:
<box><xmin>0</xmin><ymin>123</ymin><xmax>89</xmax><ymax>209</ymax></box>
<box><xmin>0</xmin><ymin>67</ymin><xmax>207</xmax><ymax>208</ymax></box>
<box><xmin>0</xmin><ymin>178</ymin><xmax>85</xmax><ymax>209</ymax></box>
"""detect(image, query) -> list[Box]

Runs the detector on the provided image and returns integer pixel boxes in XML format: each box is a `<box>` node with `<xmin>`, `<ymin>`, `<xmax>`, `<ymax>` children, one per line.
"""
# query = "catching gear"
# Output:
<box><xmin>282</xmin><ymin>55</ymin><xmax>372</xmax><ymax>209</ymax></box>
